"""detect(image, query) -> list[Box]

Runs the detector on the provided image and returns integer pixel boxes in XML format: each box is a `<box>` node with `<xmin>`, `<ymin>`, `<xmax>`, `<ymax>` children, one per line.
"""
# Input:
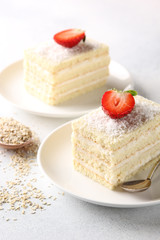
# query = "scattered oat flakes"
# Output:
<box><xmin>0</xmin><ymin>119</ymin><xmax>59</xmax><ymax>220</ymax></box>
<box><xmin>31</xmin><ymin>211</ymin><xmax>36</xmax><ymax>214</ymax></box>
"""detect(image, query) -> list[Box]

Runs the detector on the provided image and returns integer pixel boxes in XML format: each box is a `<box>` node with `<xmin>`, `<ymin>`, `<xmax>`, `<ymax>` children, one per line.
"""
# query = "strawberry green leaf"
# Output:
<box><xmin>125</xmin><ymin>90</ymin><xmax>137</xmax><ymax>96</ymax></box>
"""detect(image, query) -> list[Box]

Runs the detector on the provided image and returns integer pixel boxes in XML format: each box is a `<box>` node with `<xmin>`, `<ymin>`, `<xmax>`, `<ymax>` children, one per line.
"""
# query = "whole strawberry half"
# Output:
<box><xmin>101</xmin><ymin>89</ymin><xmax>137</xmax><ymax>119</ymax></box>
<box><xmin>53</xmin><ymin>29</ymin><xmax>85</xmax><ymax>48</ymax></box>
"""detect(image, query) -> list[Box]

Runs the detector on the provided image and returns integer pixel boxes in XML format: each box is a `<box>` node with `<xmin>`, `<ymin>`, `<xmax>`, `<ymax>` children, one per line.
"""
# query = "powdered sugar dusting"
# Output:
<box><xmin>33</xmin><ymin>39</ymin><xmax>101</xmax><ymax>63</ymax></box>
<box><xmin>85</xmin><ymin>96</ymin><xmax>160</xmax><ymax>137</ymax></box>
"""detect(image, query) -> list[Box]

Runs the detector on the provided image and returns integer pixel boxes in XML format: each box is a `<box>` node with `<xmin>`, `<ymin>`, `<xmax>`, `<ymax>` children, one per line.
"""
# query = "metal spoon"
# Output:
<box><xmin>121</xmin><ymin>157</ymin><xmax>160</xmax><ymax>192</ymax></box>
<box><xmin>0</xmin><ymin>138</ymin><xmax>32</xmax><ymax>150</ymax></box>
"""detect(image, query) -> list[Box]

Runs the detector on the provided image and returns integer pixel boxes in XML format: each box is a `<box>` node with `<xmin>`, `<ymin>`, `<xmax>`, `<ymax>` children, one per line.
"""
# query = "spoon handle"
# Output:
<box><xmin>147</xmin><ymin>157</ymin><xmax>160</xmax><ymax>180</ymax></box>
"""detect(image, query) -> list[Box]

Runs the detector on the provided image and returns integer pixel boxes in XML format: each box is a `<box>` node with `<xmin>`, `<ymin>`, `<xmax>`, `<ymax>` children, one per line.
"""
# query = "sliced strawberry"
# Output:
<box><xmin>101</xmin><ymin>90</ymin><xmax>137</xmax><ymax>119</ymax></box>
<box><xmin>53</xmin><ymin>29</ymin><xmax>85</xmax><ymax>48</ymax></box>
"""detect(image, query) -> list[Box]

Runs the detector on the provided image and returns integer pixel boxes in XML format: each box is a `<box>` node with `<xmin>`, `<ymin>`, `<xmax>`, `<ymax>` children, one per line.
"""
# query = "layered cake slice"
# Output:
<box><xmin>24</xmin><ymin>29</ymin><xmax>110</xmax><ymax>105</ymax></box>
<box><xmin>72</xmin><ymin>90</ymin><xmax>160</xmax><ymax>189</ymax></box>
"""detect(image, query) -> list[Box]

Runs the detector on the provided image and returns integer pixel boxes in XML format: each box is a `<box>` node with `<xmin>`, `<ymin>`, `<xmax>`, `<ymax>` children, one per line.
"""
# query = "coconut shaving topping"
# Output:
<box><xmin>85</xmin><ymin>96</ymin><xmax>160</xmax><ymax>137</ymax></box>
<box><xmin>33</xmin><ymin>39</ymin><xmax>101</xmax><ymax>63</ymax></box>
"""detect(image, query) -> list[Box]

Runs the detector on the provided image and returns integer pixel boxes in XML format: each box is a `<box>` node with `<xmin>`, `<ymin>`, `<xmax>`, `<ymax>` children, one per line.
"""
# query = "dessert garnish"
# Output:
<box><xmin>101</xmin><ymin>89</ymin><xmax>137</xmax><ymax>119</ymax></box>
<box><xmin>53</xmin><ymin>29</ymin><xmax>85</xmax><ymax>48</ymax></box>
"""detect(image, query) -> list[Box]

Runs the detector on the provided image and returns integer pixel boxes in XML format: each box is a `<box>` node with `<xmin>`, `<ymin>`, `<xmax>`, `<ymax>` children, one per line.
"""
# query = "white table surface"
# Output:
<box><xmin>0</xmin><ymin>0</ymin><xmax>160</xmax><ymax>239</ymax></box>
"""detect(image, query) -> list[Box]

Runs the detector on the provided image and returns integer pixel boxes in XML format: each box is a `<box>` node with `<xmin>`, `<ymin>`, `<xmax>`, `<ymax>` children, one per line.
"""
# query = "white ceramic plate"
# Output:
<box><xmin>38</xmin><ymin>122</ymin><xmax>160</xmax><ymax>208</ymax></box>
<box><xmin>0</xmin><ymin>60</ymin><xmax>133</xmax><ymax>118</ymax></box>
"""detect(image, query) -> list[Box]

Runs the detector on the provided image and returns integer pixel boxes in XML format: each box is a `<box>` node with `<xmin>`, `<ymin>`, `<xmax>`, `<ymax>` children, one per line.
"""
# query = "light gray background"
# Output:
<box><xmin>0</xmin><ymin>0</ymin><xmax>160</xmax><ymax>239</ymax></box>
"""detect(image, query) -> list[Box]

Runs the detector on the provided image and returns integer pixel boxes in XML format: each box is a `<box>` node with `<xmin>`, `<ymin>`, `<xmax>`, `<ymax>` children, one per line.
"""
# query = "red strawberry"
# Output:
<box><xmin>53</xmin><ymin>29</ymin><xmax>85</xmax><ymax>48</ymax></box>
<box><xmin>101</xmin><ymin>89</ymin><xmax>137</xmax><ymax>119</ymax></box>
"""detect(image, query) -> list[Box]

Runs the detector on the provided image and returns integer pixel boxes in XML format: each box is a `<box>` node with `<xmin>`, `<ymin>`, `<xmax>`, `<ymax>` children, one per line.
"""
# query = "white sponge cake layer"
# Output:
<box><xmin>73</xmin><ymin>96</ymin><xmax>160</xmax><ymax>149</ymax></box>
<box><xmin>73</xmin><ymin>140</ymin><xmax>160</xmax><ymax>185</ymax></box>
<box><xmin>24</xmin><ymin>66</ymin><xmax>109</xmax><ymax>92</ymax></box>
<box><xmin>73</xmin><ymin>155</ymin><xmax>160</xmax><ymax>190</ymax></box>
<box><xmin>24</xmin><ymin>55</ymin><xmax>110</xmax><ymax>84</ymax></box>
<box><xmin>24</xmin><ymin>68</ymin><xmax>109</xmax><ymax>105</ymax></box>
<box><xmin>73</xmin><ymin>122</ymin><xmax>160</xmax><ymax>166</ymax></box>
<box><xmin>24</xmin><ymin>40</ymin><xmax>109</xmax><ymax>72</ymax></box>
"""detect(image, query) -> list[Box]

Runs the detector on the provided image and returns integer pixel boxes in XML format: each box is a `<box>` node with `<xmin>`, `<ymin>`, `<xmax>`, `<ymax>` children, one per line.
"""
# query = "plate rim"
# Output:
<box><xmin>37</xmin><ymin>121</ymin><xmax>160</xmax><ymax>208</ymax></box>
<box><xmin>0</xmin><ymin>59</ymin><xmax>134</xmax><ymax>118</ymax></box>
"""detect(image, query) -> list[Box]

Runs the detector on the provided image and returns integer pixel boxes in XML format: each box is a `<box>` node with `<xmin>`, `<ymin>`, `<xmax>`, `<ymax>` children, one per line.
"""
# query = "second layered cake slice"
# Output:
<box><xmin>24</xmin><ymin>31</ymin><xmax>110</xmax><ymax>105</ymax></box>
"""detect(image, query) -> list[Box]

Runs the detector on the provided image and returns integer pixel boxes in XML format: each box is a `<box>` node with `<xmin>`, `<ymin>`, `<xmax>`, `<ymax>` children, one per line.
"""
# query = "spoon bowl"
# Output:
<box><xmin>0</xmin><ymin>139</ymin><xmax>32</xmax><ymax>150</ymax></box>
<box><xmin>121</xmin><ymin>179</ymin><xmax>151</xmax><ymax>192</ymax></box>
<box><xmin>0</xmin><ymin>118</ymin><xmax>33</xmax><ymax>150</ymax></box>
<box><xmin>120</xmin><ymin>157</ymin><xmax>160</xmax><ymax>192</ymax></box>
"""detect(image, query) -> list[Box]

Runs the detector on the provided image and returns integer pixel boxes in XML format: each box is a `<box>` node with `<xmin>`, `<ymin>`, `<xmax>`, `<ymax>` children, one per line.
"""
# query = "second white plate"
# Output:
<box><xmin>0</xmin><ymin>60</ymin><xmax>133</xmax><ymax>118</ymax></box>
<box><xmin>38</xmin><ymin>122</ymin><xmax>160</xmax><ymax>208</ymax></box>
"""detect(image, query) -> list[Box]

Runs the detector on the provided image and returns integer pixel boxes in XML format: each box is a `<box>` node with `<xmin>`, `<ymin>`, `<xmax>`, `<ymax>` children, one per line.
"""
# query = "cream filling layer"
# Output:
<box><xmin>75</xmin><ymin>146</ymin><xmax>160</xmax><ymax>185</ymax></box>
<box><xmin>26</xmin><ymin>66</ymin><xmax>108</xmax><ymax>88</ymax></box>
<box><xmin>25</xmin><ymin>75</ymin><xmax>107</xmax><ymax>98</ymax></box>
<box><xmin>57</xmin><ymin>76</ymin><xmax>107</xmax><ymax>97</ymax></box>
<box><xmin>74</xmin><ymin>138</ymin><xmax>160</xmax><ymax>185</ymax></box>
<box><xmin>56</xmin><ymin>67</ymin><xmax>108</xmax><ymax>87</ymax></box>
<box><xmin>74</xmin><ymin>124</ymin><xmax>160</xmax><ymax>162</ymax></box>
<box><xmin>105</xmin><ymin>149</ymin><xmax>160</xmax><ymax>184</ymax></box>
<box><xmin>76</xmin><ymin>139</ymin><xmax>160</xmax><ymax>172</ymax></box>
<box><xmin>26</xmin><ymin>54</ymin><xmax>110</xmax><ymax>81</ymax></box>
<box><xmin>75</xmin><ymin>158</ymin><xmax>113</xmax><ymax>185</ymax></box>
<box><xmin>56</xmin><ymin>55</ymin><xmax>110</xmax><ymax>77</ymax></box>
<box><xmin>76</xmin><ymin>138</ymin><xmax>160</xmax><ymax>170</ymax></box>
